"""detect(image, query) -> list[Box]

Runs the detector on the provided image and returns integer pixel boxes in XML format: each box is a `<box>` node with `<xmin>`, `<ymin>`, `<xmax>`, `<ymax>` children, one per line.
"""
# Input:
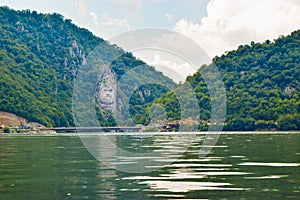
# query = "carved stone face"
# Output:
<box><xmin>96</xmin><ymin>65</ymin><xmax>116</xmax><ymax>110</ymax></box>
<box><xmin>99</xmin><ymin>76</ymin><xmax>114</xmax><ymax>105</ymax></box>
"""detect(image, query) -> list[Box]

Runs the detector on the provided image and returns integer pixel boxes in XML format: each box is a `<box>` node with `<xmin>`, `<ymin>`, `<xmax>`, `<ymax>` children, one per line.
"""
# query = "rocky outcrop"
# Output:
<box><xmin>0</xmin><ymin>111</ymin><xmax>27</xmax><ymax>126</ymax></box>
<box><xmin>0</xmin><ymin>111</ymin><xmax>43</xmax><ymax>128</ymax></box>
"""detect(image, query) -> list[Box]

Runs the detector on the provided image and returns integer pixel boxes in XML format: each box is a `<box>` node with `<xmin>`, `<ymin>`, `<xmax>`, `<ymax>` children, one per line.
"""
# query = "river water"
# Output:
<box><xmin>0</xmin><ymin>132</ymin><xmax>299</xmax><ymax>199</ymax></box>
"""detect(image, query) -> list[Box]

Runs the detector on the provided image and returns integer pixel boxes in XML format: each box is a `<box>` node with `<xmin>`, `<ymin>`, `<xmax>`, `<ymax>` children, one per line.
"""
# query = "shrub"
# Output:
<box><xmin>3</xmin><ymin>126</ymin><xmax>10</xmax><ymax>133</ymax></box>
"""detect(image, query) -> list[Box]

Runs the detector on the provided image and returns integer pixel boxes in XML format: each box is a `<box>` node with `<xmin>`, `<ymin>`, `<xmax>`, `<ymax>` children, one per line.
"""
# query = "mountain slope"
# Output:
<box><xmin>150</xmin><ymin>30</ymin><xmax>300</xmax><ymax>130</ymax></box>
<box><xmin>0</xmin><ymin>6</ymin><xmax>174</xmax><ymax>127</ymax></box>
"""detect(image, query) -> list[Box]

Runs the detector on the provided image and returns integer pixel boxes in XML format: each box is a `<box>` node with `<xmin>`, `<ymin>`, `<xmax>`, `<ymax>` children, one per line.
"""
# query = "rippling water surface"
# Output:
<box><xmin>0</xmin><ymin>132</ymin><xmax>299</xmax><ymax>199</ymax></box>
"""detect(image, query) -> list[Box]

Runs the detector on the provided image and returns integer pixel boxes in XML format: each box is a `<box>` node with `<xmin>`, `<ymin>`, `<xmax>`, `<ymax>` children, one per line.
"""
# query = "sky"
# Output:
<box><xmin>1</xmin><ymin>0</ymin><xmax>300</xmax><ymax>82</ymax></box>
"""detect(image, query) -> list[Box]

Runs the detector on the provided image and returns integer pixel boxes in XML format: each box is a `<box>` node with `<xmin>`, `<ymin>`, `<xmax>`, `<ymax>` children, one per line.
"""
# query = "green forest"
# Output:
<box><xmin>0</xmin><ymin>6</ymin><xmax>299</xmax><ymax>130</ymax></box>
<box><xmin>0</xmin><ymin>6</ymin><xmax>173</xmax><ymax>127</ymax></box>
<box><xmin>146</xmin><ymin>30</ymin><xmax>300</xmax><ymax>131</ymax></box>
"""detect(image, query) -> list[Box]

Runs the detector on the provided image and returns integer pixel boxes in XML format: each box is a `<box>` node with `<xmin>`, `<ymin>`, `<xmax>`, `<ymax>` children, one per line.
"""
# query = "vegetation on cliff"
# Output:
<box><xmin>0</xmin><ymin>6</ymin><xmax>173</xmax><ymax>127</ymax></box>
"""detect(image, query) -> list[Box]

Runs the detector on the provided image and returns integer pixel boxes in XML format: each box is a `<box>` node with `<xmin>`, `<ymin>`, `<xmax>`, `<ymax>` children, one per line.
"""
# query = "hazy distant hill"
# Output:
<box><xmin>151</xmin><ymin>30</ymin><xmax>300</xmax><ymax>131</ymax></box>
<box><xmin>0</xmin><ymin>6</ymin><xmax>173</xmax><ymax>127</ymax></box>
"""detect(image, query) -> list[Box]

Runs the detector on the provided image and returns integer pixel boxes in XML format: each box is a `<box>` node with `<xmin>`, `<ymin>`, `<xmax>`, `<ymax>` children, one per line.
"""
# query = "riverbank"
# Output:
<box><xmin>1</xmin><ymin>131</ymin><xmax>300</xmax><ymax>136</ymax></box>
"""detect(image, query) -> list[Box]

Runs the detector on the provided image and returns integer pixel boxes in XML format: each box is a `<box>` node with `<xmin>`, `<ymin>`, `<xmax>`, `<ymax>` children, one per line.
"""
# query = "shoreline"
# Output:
<box><xmin>1</xmin><ymin>130</ymin><xmax>300</xmax><ymax>136</ymax></box>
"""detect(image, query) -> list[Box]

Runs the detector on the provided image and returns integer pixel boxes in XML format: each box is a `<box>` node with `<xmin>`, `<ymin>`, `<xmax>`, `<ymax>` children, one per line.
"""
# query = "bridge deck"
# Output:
<box><xmin>40</xmin><ymin>127</ymin><xmax>142</xmax><ymax>133</ymax></box>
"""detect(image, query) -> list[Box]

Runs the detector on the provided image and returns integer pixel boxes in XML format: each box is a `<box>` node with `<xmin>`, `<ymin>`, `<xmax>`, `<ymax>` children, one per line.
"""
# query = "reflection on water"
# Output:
<box><xmin>139</xmin><ymin>180</ymin><xmax>246</xmax><ymax>193</ymax></box>
<box><xmin>0</xmin><ymin>133</ymin><xmax>299</xmax><ymax>199</ymax></box>
<box><xmin>238</xmin><ymin>162</ymin><xmax>300</xmax><ymax>167</ymax></box>
<box><xmin>245</xmin><ymin>175</ymin><xmax>289</xmax><ymax>179</ymax></box>
<box><xmin>80</xmin><ymin>133</ymin><xmax>197</xmax><ymax>173</ymax></box>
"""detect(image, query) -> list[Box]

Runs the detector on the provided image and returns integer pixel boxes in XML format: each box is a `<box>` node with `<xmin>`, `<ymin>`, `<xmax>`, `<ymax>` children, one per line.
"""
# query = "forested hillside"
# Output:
<box><xmin>0</xmin><ymin>6</ymin><xmax>173</xmax><ymax>127</ymax></box>
<box><xmin>1</xmin><ymin>6</ymin><xmax>299</xmax><ymax>130</ymax></box>
<box><xmin>150</xmin><ymin>30</ymin><xmax>300</xmax><ymax>131</ymax></box>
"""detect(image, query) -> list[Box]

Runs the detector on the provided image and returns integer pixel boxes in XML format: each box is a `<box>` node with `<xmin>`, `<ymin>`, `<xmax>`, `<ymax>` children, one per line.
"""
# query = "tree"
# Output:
<box><xmin>277</xmin><ymin>114</ymin><xmax>300</xmax><ymax>130</ymax></box>
<box><xmin>3</xmin><ymin>126</ymin><xmax>10</xmax><ymax>133</ymax></box>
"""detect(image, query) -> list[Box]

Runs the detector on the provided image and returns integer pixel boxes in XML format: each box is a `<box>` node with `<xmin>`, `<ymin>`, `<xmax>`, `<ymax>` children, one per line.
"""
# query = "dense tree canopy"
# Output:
<box><xmin>1</xmin><ymin>6</ymin><xmax>299</xmax><ymax>130</ymax></box>
<box><xmin>149</xmin><ymin>30</ymin><xmax>300</xmax><ymax>131</ymax></box>
<box><xmin>0</xmin><ymin>6</ymin><xmax>173</xmax><ymax>127</ymax></box>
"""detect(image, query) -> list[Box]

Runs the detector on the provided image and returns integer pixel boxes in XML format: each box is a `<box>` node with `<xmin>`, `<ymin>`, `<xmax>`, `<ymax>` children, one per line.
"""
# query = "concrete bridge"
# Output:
<box><xmin>40</xmin><ymin>126</ymin><xmax>142</xmax><ymax>133</ymax></box>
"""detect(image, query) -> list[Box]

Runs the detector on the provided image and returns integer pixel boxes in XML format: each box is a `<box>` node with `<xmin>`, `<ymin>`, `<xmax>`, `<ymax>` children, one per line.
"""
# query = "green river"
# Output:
<box><xmin>0</xmin><ymin>132</ymin><xmax>299</xmax><ymax>199</ymax></box>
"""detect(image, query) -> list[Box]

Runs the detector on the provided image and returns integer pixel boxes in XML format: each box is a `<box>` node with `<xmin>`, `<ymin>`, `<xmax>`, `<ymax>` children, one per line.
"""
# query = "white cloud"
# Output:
<box><xmin>133</xmin><ymin>50</ymin><xmax>197</xmax><ymax>83</ymax></box>
<box><xmin>149</xmin><ymin>54</ymin><xmax>195</xmax><ymax>83</ymax></box>
<box><xmin>69</xmin><ymin>0</ymin><xmax>87</xmax><ymax>15</ymax></box>
<box><xmin>109</xmin><ymin>29</ymin><xmax>211</xmax><ymax>82</ymax></box>
<box><xmin>89</xmin><ymin>11</ymin><xmax>99</xmax><ymax>28</ymax></box>
<box><xmin>174</xmin><ymin>0</ymin><xmax>300</xmax><ymax>58</ymax></box>
<box><xmin>103</xmin><ymin>16</ymin><xmax>130</xmax><ymax>29</ymax></box>
<box><xmin>152</xmin><ymin>0</ymin><xmax>166</xmax><ymax>3</ymax></box>
<box><xmin>113</xmin><ymin>0</ymin><xmax>142</xmax><ymax>19</ymax></box>
<box><xmin>165</xmin><ymin>13</ymin><xmax>173</xmax><ymax>20</ymax></box>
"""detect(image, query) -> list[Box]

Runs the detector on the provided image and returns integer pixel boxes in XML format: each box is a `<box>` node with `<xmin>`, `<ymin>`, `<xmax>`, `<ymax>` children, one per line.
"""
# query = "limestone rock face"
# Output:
<box><xmin>95</xmin><ymin>65</ymin><xmax>117</xmax><ymax>112</ymax></box>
